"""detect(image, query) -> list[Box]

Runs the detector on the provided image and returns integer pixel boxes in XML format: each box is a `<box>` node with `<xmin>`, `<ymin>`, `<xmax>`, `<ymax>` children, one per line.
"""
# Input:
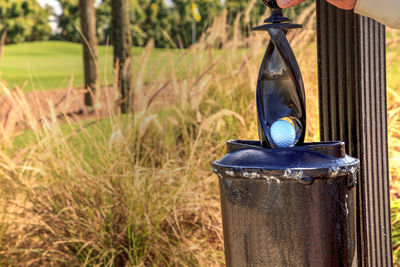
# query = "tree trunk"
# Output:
<box><xmin>78</xmin><ymin>0</ymin><xmax>99</xmax><ymax>106</ymax></box>
<box><xmin>0</xmin><ymin>29</ymin><xmax>7</xmax><ymax>64</ymax></box>
<box><xmin>112</xmin><ymin>0</ymin><xmax>132</xmax><ymax>113</ymax></box>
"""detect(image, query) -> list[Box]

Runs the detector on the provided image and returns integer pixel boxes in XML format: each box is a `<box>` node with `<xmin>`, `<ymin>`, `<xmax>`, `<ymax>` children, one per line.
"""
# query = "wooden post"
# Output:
<box><xmin>112</xmin><ymin>0</ymin><xmax>132</xmax><ymax>113</ymax></box>
<box><xmin>78</xmin><ymin>0</ymin><xmax>99</xmax><ymax>106</ymax></box>
<box><xmin>316</xmin><ymin>2</ymin><xmax>393</xmax><ymax>266</ymax></box>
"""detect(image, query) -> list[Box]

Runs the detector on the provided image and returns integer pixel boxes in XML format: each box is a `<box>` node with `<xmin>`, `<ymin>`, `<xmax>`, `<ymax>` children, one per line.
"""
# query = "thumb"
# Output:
<box><xmin>277</xmin><ymin>0</ymin><xmax>306</xmax><ymax>8</ymax></box>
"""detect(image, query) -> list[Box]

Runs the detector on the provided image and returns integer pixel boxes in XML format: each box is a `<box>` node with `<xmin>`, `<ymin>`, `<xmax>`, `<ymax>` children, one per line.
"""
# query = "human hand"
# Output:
<box><xmin>277</xmin><ymin>0</ymin><xmax>357</xmax><ymax>10</ymax></box>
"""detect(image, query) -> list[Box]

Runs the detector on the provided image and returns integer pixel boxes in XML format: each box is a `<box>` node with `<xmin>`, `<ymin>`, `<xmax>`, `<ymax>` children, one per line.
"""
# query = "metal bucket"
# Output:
<box><xmin>212</xmin><ymin>140</ymin><xmax>360</xmax><ymax>267</ymax></box>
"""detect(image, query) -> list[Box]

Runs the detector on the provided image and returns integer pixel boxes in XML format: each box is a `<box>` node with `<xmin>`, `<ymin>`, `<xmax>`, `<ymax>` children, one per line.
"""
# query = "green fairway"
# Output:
<box><xmin>0</xmin><ymin>41</ymin><xmax>249</xmax><ymax>92</ymax></box>
<box><xmin>0</xmin><ymin>41</ymin><xmax>185</xmax><ymax>91</ymax></box>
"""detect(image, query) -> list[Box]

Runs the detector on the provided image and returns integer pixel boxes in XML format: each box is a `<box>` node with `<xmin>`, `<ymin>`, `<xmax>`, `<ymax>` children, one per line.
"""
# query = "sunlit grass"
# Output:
<box><xmin>0</xmin><ymin>41</ymin><xmax>248</xmax><ymax>92</ymax></box>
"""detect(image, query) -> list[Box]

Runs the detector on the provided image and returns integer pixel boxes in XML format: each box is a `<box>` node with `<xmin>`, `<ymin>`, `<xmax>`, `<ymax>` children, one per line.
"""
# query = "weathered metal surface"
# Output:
<box><xmin>213</xmin><ymin>140</ymin><xmax>359</xmax><ymax>267</ymax></box>
<box><xmin>316</xmin><ymin>2</ymin><xmax>393</xmax><ymax>266</ymax></box>
<box><xmin>213</xmin><ymin>140</ymin><xmax>359</xmax><ymax>180</ymax></box>
<box><xmin>219</xmin><ymin>174</ymin><xmax>356</xmax><ymax>267</ymax></box>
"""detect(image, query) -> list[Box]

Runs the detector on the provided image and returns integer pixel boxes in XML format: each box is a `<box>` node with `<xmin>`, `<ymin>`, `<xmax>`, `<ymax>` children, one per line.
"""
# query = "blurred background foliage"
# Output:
<box><xmin>0</xmin><ymin>0</ymin><xmax>52</xmax><ymax>43</ymax></box>
<box><xmin>0</xmin><ymin>0</ymin><xmax>314</xmax><ymax>47</ymax></box>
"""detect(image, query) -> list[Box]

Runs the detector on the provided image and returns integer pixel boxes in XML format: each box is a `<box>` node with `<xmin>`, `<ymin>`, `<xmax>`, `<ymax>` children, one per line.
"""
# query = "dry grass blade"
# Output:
<box><xmin>188</xmin><ymin>109</ymin><xmax>245</xmax><ymax>164</ymax></box>
<box><xmin>136</xmin><ymin>39</ymin><xmax>154</xmax><ymax>92</ymax></box>
<box><xmin>146</xmin><ymin>82</ymin><xmax>170</xmax><ymax>111</ymax></box>
<box><xmin>54</xmin><ymin>75</ymin><xmax>74</xmax><ymax>110</ymax></box>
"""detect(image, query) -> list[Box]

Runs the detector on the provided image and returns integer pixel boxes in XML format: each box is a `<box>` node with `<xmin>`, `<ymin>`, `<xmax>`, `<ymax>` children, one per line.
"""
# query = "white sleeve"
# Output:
<box><xmin>354</xmin><ymin>0</ymin><xmax>400</xmax><ymax>29</ymax></box>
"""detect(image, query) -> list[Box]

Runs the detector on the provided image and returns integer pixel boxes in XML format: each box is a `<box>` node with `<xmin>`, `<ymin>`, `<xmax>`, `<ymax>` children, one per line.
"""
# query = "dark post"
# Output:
<box><xmin>78</xmin><ymin>0</ymin><xmax>99</xmax><ymax>106</ymax></box>
<box><xmin>112</xmin><ymin>0</ymin><xmax>132</xmax><ymax>113</ymax></box>
<box><xmin>316</xmin><ymin>2</ymin><xmax>393</xmax><ymax>266</ymax></box>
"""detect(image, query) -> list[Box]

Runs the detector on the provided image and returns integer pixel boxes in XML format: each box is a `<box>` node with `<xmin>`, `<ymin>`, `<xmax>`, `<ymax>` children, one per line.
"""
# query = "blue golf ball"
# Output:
<box><xmin>270</xmin><ymin>120</ymin><xmax>296</xmax><ymax>148</ymax></box>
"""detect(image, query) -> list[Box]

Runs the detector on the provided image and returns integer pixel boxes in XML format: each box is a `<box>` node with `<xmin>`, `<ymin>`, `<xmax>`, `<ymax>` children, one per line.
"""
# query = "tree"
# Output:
<box><xmin>132</xmin><ymin>0</ymin><xmax>172</xmax><ymax>48</ymax></box>
<box><xmin>56</xmin><ymin>0</ymin><xmax>80</xmax><ymax>42</ymax></box>
<box><xmin>78</xmin><ymin>0</ymin><xmax>99</xmax><ymax>106</ymax></box>
<box><xmin>0</xmin><ymin>0</ymin><xmax>52</xmax><ymax>44</ymax></box>
<box><xmin>58</xmin><ymin>0</ymin><xmax>313</xmax><ymax>47</ymax></box>
<box><xmin>171</xmin><ymin>0</ymin><xmax>223</xmax><ymax>48</ymax></box>
<box><xmin>97</xmin><ymin>0</ymin><xmax>173</xmax><ymax>48</ymax></box>
<box><xmin>112</xmin><ymin>0</ymin><xmax>132</xmax><ymax>113</ymax></box>
<box><xmin>225</xmin><ymin>0</ymin><xmax>265</xmax><ymax>39</ymax></box>
<box><xmin>95</xmin><ymin>0</ymin><xmax>112</xmax><ymax>44</ymax></box>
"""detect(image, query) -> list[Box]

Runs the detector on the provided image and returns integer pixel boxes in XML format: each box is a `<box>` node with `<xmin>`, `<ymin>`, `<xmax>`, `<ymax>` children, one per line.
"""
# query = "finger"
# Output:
<box><xmin>326</xmin><ymin>0</ymin><xmax>357</xmax><ymax>10</ymax></box>
<box><xmin>277</xmin><ymin>0</ymin><xmax>305</xmax><ymax>8</ymax></box>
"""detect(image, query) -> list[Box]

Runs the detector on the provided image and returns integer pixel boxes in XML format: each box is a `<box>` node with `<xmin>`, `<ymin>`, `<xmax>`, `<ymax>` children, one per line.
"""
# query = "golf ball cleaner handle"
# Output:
<box><xmin>253</xmin><ymin>1</ymin><xmax>306</xmax><ymax>148</ymax></box>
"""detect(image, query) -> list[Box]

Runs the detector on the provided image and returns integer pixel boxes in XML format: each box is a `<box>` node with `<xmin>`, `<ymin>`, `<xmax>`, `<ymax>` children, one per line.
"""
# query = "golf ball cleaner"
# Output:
<box><xmin>211</xmin><ymin>1</ymin><xmax>361</xmax><ymax>266</ymax></box>
<box><xmin>253</xmin><ymin>4</ymin><xmax>306</xmax><ymax>148</ymax></box>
